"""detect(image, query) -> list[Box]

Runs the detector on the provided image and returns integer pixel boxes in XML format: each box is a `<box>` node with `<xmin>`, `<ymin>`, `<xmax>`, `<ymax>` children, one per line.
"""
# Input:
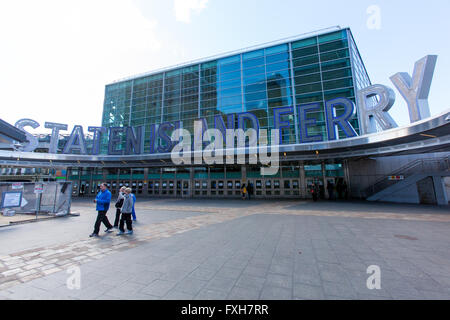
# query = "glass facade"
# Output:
<box><xmin>101</xmin><ymin>28</ymin><xmax>370</xmax><ymax>154</ymax></box>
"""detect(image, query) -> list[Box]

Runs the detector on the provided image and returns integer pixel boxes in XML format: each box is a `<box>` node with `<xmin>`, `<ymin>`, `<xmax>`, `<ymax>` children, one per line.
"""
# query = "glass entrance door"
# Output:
<box><xmin>182</xmin><ymin>180</ymin><xmax>190</xmax><ymax>198</ymax></box>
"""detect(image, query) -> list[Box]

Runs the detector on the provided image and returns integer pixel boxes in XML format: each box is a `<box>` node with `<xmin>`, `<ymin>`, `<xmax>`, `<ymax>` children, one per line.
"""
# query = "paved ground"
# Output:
<box><xmin>0</xmin><ymin>198</ymin><xmax>449</xmax><ymax>300</ymax></box>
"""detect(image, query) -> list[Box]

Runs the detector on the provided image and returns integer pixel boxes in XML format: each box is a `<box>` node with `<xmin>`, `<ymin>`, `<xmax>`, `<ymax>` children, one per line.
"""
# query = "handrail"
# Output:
<box><xmin>363</xmin><ymin>156</ymin><xmax>450</xmax><ymax>197</ymax></box>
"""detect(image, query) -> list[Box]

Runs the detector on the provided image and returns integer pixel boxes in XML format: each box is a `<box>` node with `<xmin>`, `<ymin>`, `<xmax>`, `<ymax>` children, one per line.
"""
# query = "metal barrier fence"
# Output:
<box><xmin>0</xmin><ymin>181</ymin><xmax>72</xmax><ymax>215</ymax></box>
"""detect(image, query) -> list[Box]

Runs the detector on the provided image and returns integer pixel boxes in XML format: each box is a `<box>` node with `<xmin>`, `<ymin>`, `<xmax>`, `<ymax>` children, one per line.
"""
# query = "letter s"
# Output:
<box><xmin>15</xmin><ymin>119</ymin><xmax>40</xmax><ymax>152</ymax></box>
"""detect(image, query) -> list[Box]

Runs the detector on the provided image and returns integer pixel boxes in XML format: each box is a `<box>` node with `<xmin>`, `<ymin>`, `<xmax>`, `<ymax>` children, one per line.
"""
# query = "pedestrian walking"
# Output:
<box><xmin>117</xmin><ymin>188</ymin><xmax>134</xmax><ymax>235</ymax></box>
<box><xmin>113</xmin><ymin>186</ymin><xmax>126</xmax><ymax>228</ymax></box>
<box><xmin>247</xmin><ymin>182</ymin><xmax>254</xmax><ymax>200</ymax></box>
<box><xmin>327</xmin><ymin>181</ymin><xmax>335</xmax><ymax>200</ymax></box>
<box><xmin>311</xmin><ymin>183</ymin><xmax>318</xmax><ymax>202</ymax></box>
<box><xmin>336</xmin><ymin>179</ymin><xmax>343</xmax><ymax>200</ymax></box>
<box><xmin>342</xmin><ymin>181</ymin><xmax>348</xmax><ymax>199</ymax></box>
<box><xmin>241</xmin><ymin>183</ymin><xmax>247</xmax><ymax>200</ymax></box>
<box><xmin>90</xmin><ymin>183</ymin><xmax>114</xmax><ymax>237</ymax></box>
<box><xmin>131</xmin><ymin>192</ymin><xmax>137</xmax><ymax>221</ymax></box>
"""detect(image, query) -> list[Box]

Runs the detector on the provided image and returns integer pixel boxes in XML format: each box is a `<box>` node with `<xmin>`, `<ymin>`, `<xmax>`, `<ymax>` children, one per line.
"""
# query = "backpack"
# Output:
<box><xmin>115</xmin><ymin>197</ymin><xmax>124</xmax><ymax>208</ymax></box>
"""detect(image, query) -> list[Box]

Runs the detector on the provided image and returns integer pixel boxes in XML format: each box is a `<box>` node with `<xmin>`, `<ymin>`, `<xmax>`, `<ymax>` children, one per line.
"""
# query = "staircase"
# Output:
<box><xmin>363</xmin><ymin>156</ymin><xmax>450</xmax><ymax>199</ymax></box>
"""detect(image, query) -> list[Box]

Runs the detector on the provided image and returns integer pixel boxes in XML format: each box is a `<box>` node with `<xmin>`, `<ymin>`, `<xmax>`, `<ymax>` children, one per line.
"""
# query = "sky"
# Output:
<box><xmin>1</xmin><ymin>0</ymin><xmax>449</xmax><ymax>135</ymax></box>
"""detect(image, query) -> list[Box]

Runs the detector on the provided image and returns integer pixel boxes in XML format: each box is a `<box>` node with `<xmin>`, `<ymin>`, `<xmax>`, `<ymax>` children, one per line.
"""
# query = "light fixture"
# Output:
<box><xmin>420</xmin><ymin>133</ymin><xmax>437</xmax><ymax>138</ymax></box>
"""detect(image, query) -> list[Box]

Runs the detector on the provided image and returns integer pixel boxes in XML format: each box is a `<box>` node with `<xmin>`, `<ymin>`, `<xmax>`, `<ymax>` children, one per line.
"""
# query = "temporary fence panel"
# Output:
<box><xmin>0</xmin><ymin>181</ymin><xmax>72</xmax><ymax>215</ymax></box>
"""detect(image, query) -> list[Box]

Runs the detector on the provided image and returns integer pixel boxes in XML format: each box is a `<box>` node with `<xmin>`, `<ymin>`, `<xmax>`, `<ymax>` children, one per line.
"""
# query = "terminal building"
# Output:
<box><xmin>1</xmin><ymin>27</ymin><xmax>449</xmax><ymax>204</ymax></box>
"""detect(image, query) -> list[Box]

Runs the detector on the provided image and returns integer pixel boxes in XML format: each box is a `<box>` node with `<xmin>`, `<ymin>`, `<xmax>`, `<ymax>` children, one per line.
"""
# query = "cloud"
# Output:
<box><xmin>0</xmin><ymin>0</ymin><xmax>162</xmax><ymax>130</ymax></box>
<box><xmin>174</xmin><ymin>0</ymin><xmax>209</xmax><ymax>23</ymax></box>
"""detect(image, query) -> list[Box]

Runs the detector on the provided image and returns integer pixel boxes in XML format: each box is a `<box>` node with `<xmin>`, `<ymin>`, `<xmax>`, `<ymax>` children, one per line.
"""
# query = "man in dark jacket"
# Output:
<box><xmin>113</xmin><ymin>186</ymin><xmax>126</xmax><ymax>228</ymax></box>
<box><xmin>247</xmin><ymin>182</ymin><xmax>254</xmax><ymax>200</ymax></box>
<box><xmin>90</xmin><ymin>183</ymin><xmax>114</xmax><ymax>237</ymax></box>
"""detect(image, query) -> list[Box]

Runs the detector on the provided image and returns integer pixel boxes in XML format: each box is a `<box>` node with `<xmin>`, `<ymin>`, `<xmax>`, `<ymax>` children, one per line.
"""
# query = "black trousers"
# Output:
<box><xmin>93</xmin><ymin>211</ymin><xmax>113</xmax><ymax>235</ymax></box>
<box><xmin>119</xmin><ymin>213</ymin><xmax>133</xmax><ymax>232</ymax></box>
<box><xmin>114</xmin><ymin>208</ymin><xmax>121</xmax><ymax>227</ymax></box>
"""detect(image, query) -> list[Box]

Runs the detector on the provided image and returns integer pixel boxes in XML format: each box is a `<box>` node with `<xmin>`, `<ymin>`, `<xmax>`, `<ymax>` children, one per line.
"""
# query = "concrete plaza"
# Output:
<box><xmin>0</xmin><ymin>198</ymin><xmax>449</xmax><ymax>300</ymax></box>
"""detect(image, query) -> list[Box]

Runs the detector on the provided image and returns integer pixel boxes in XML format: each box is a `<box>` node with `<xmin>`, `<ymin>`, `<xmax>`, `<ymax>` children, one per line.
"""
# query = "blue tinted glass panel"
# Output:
<box><xmin>292</xmin><ymin>37</ymin><xmax>317</xmax><ymax>49</ymax></box>
<box><xmin>220</xmin><ymin>78</ymin><xmax>241</xmax><ymax>89</ymax></box>
<box><xmin>320</xmin><ymin>49</ymin><xmax>349</xmax><ymax>62</ymax></box>
<box><xmin>267</xmin><ymin>69</ymin><xmax>290</xmax><ymax>80</ymax></box>
<box><xmin>220</xmin><ymin>95</ymin><xmax>241</xmax><ymax>106</ymax></box>
<box><xmin>267</xmin><ymin>76</ymin><xmax>290</xmax><ymax>89</ymax></box>
<box><xmin>220</xmin><ymin>71</ymin><xmax>241</xmax><ymax>81</ymax></box>
<box><xmin>243</xmin><ymin>49</ymin><xmax>264</xmax><ymax>60</ymax></box>
<box><xmin>201</xmin><ymin>61</ymin><xmax>217</xmax><ymax>69</ymax></box>
<box><xmin>265</xmin><ymin>44</ymin><xmax>288</xmax><ymax>55</ymax></box>
<box><xmin>321</xmin><ymin>58</ymin><xmax>351</xmax><ymax>71</ymax></box>
<box><xmin>245</xmin><ymin>82</ymin><xmax>266</xmax><ymax>93</ymax></box>
<box><xmin>244</xmin><ymin>74</ymin><xmax>265</xmax><ymax>85</ymax></box>
<box><xmin>243</xmin><ymin>66</ymin><xmax>265</xmax><ymax>77</ymax></box>
<box><xmin>268</xmin><ymin>96</ymin><xmax>292</xmax><ymax>106</ymax></box>
<box><xmin>243</xmin><ymin>57</ymin><xmax>265</xmax><ymax>69</ymax></box>
<box><xmin>318</xmin><ymin>30</ymin><xmax>347</xmax><ymax>44</ymax></box>
<box><xmin>220</xmin><ymin>87</ymin><xmax>241</xmax><ymax>97</ymax></box>
<box><xmin>293</xmin><ymin>64</ymin><xmax>320</xmax><ymax>76</ymax></box>
<box><xmin>220</xmin><ymin>62</ymin><xmax>240</xmax><ymax>73</ymax></box>
<box><xmin>266</xmin><ymin>52</ymin><xmax>289</xmax><ymax>64</ymax></box>
<box><xmin>218</xmin><ymin>55</ymin><xmax>240</xmax><ymax>65</ymax></box>
<box><xmin>245</xmin><ymin>100</ymin><xmax>267</xmax><ymax>111</ymax></box>
<box><xmin>183</xmin><ymin>65</ymin><xmax>198</xmax><ymax>74</ymax></box>
<box><xmin>166</xmin><ymin>69</ymin><xmax>181</xmax><ymax>77</ymax></box>
<box><xmin>219</xmin><ymin>104</ymin><xmax>242</xmax><ymax>114</ymax></box>
<box><xmin>245</xmin><ymin>91</ymin><xmax>267</xmax><ymax>102</ymax></box>
<box><xmin>293</xmin><ymin>55</ymin><xmax>320</xmax><ymax>67</ymax></box>
<box><xmin>266</xmin><ymin>61</ymin><xmax>289</xmax><ymax>73</ymax></box>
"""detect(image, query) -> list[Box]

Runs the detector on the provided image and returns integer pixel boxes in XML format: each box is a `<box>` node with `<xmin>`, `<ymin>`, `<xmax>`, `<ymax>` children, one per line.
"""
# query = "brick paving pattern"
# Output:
<box><xmin>0</xmin><ymin>199</ymin><xmax>449</xmax><ymax>299</ymax></box>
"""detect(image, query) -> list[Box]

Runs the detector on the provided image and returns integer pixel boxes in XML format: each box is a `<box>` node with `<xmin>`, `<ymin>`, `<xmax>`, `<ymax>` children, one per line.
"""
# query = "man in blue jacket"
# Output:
<box><xmin>131</xmin><ymin>192</ymin><xmax>137</xmax><ymax>221</ymax></box>
<box><xmin>90</xmin><ymin>183</ymin><xmax>114</xmax><ymax>237</ymax></box>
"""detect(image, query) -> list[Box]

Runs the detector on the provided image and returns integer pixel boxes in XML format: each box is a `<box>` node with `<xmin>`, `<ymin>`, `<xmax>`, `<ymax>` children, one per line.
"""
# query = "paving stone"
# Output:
<box><xmin>173</xmin><ymin>277</ymin><xmax>208</xmax><ymax>296</ymax></box>
<box><xmin>228</xmin><ymin>286</ymin><xmax>261</xmax><ymax>299</ymax></box>
<box><xmin>293</xmin><ymin>283</ymin><xmax>325</xmax><ymax>300</ymax></box>
<box><xmin>1</xmin><ymin>268</ymin><xmax>23</xmax><ymax>277</ymax></box>
<box><xmin>322</xmin><ymin>281</ymin><xmax>358</xmax><ymax>299</ymax></box>
<box><xmin>140</xmin><ymin>280</ymin><xmax>177</xmax><ymax>297</ymax></box>
<box><xmin>194</xmin><ymin>289</ymin><xmax>228</xmax><ymax>300</ymax></box>
<box><xmin>242</xmin><ymin>266</ymin><xmax>269</xmax><ymax>278</ymax></box>
<box><xmin>189</xmin><ymin>268</ymin><xmax>217</xmax><ymax>281</ymax></box>
<box><xmin>43</xmin><ymin>267</ymin><xmax>62</xmax><ymax>276</ymax></box>
<box><xmin>216</xmin><ymin>267</ymin><xmax>244</xmax><ymax>280</ymax></box>
<box><xmin>17</xmin><ymin>269</ymin><xmax>38</xmax><ymax>278</ymax></box>
<box><xmin>205</xmin><ymin>276</ymin><xmax>237</xmax><ymax>293</ymax></box>
<box><xmin>260</xmin><ymin>286</ymin><xmax>292</xmax><ymax>300</ymax></box>
<box><xmin>235</xmin><ymin>274</ymin><xmax>266</xmax><ymax>291</ymax></box>
<box><xmin>265</xmin><ymin>273</ymin><xmax>292</xmax><ymax>289</ymax></box>
<box><xmin>163</xmin><ymin>289</ymin><xmax>195</xmax><ymax>300</ymax></box>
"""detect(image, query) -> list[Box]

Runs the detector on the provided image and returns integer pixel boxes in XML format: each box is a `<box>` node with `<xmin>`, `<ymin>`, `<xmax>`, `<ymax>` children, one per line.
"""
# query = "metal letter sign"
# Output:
<box><xmin>14</xmin><ymin>119</ymin><xmax>40</xmax><ymax>152</ymax></box>
<box><xmin>12</xmin><ymin>54</ymin><xmax>438</xmax><ymax>156</ymax></box>
<box><xmin>357</xmin><ymin>84</ymin><xmax>397</xmax><ymax>134</ymax></box>
<box><xmin>390</xmin><ymin>55</ymin><xmax>437</xmax><ymax>123</ymax></box>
